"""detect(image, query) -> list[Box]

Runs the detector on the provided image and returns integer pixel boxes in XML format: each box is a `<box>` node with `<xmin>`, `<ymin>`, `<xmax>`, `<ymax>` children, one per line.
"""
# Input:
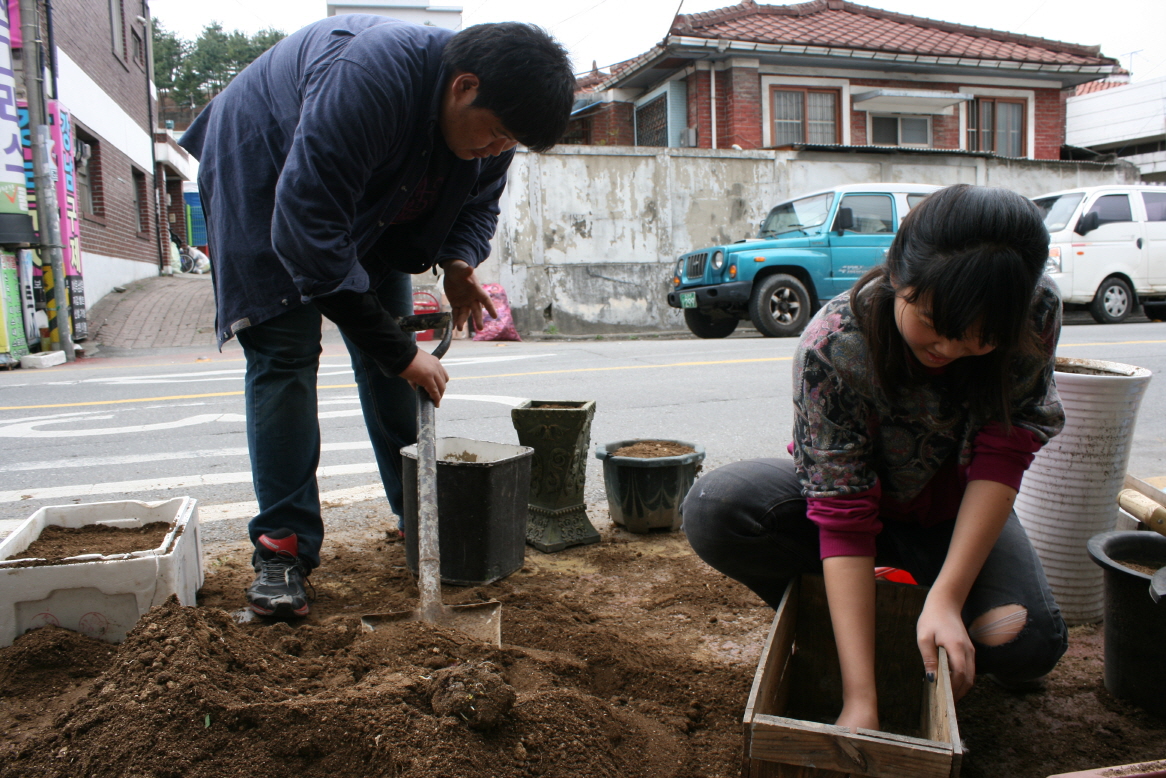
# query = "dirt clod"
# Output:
<box><xmin>428</xmin><ymin>660</ymin><xmax>516</xmax><ymax>730</ymax></box>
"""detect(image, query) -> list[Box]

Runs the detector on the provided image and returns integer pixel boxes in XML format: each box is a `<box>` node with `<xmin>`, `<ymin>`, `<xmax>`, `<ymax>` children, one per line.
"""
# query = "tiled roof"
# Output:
<box><xmin>577</xmin><ymin>54</ymin><xmax>648</xmax><ymax>93</ymax></box>
<box><xmin>1074</xmin><ymin>80</ymin><xmax>1128</xmax><ymax>96</ymax></box>
<box><xmin>670</xmin><ymin>0</ymin><xmax>1118</xmax><ymax>66</ymax></box>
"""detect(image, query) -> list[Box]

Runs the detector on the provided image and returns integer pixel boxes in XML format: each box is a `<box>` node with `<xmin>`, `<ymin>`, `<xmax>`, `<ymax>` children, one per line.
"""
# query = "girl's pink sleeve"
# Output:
<box><xmin>966</xmin><ymin>422</ymin><xmax>1043</xmax><ymax>491</ymax></box>
<box><xmin>808</xmin><ymin>485</ymin><xmax>883</xmax><ymax>559</ymax></box>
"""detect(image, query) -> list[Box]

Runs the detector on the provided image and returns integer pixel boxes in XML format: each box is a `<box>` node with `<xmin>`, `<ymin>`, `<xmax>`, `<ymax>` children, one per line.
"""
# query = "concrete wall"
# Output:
<box><xmin>481</xmin><ymin>146</ymin><xmax>1140</xmax><ymax>336</ymax></box>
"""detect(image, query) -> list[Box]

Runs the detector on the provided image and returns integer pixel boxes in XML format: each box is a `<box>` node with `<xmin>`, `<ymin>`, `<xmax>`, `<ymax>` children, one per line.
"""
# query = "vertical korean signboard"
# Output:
<box><xmin>0</xmin><ymin>0</ymin><xmax>30</xmax><ymax>360</ymax></box>
<box><xmin>16</xmin><ymin>100</ymin><xmax>87</xmax><ymax>341</ymax></box>
<box><xmin>50</xmin><ymin>102</ymin><xmax>84</xmax><ymax>339</ymax></box>
<box><xmin>0</xmin><ymin>0</ymin><xmax>26</xmax><ymax>215</ymax></box>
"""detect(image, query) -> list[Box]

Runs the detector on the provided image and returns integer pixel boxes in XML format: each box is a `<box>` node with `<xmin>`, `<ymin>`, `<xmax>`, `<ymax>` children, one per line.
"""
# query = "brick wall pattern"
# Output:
<box><xmin>631</xmin><ymin>66</ymin><xmax>1067</xmax><ymax>160</ymax></box>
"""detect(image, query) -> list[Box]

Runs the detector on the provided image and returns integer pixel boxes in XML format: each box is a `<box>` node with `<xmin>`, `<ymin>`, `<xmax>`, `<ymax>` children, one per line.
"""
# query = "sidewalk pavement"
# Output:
<box><xmin>87</xmin><ymin>272</ymin><xmax>217</xmax><ymax>351</ymax></box>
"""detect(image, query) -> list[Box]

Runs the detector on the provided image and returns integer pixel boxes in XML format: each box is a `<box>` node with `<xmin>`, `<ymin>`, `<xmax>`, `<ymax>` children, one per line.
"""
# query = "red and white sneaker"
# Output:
<box><xmin>246</xmin><ymin>530</ymin><xmax>310</xmax><ymax>618</ymax></box>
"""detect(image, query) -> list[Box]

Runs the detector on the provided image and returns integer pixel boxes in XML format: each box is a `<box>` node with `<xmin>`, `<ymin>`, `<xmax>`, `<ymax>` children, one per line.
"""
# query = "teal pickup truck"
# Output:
<box><xmin>667</xmin><ymin>183</ymin><xmax>940</xmax><ymax>338</ymax></box>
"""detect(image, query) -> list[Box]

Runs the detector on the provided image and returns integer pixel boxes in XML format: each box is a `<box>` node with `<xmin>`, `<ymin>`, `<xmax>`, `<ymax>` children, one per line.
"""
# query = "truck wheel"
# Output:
<box><xmin>684</xmin><ymin>309</ymin><xmax>739</xmax><ymax>339</ymax></box>
<box><xmin>749</xmin><ymin>274</ymin><xmax>811</xmax><ymax>337</ymax></box>
<box><xmin>1089</xmin><ymin>276</ymin><xmax>1134</xmax><ymax>324</ymax></box>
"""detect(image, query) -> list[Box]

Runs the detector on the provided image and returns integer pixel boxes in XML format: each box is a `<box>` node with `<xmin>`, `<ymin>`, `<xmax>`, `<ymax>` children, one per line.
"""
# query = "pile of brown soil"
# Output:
<box><xmin>612</xmin><ymin>441</ymin><xmax>696</xmax><ymax>458</ymax></box>
<box><xmin>1</xmin><ymin>522</ymin><xmax>1163</xmax><ymax>777</ymax></box>
<box><xmin>4</xmin><ymin>522</ymin><xmax>173</xmax><ymax>565</ymax></box>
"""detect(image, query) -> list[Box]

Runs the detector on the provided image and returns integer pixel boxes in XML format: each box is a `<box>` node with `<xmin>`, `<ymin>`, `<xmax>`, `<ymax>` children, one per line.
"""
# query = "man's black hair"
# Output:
<box><xmin>851</xmin><ymin>184</ymin><xmax>1051</xmax><ymax>428</ymax></box>
<box><xmin>443</xmin><ymin>23</ymin><xmax>575</xmax><ymax>152</ymax></box>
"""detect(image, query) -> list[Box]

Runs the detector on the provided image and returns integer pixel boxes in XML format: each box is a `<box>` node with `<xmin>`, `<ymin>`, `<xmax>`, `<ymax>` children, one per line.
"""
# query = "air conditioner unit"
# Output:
<box><xmin>680</xmin><ymin>127</ymin><xmax>698</xmax><ymax>147</ymax></box>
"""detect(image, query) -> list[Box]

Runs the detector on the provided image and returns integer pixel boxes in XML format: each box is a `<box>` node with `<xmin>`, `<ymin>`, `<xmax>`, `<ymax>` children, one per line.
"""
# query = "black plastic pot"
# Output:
<box><xmin>594</xmin><ymin>439</ymin><xmax>705</xmax><ymax>533</ymax></box>
<box><xmin>1086</xmin><ymin>530</ymin><xmax>1166</xmax><ymax>714</ymax></box>
<box><xmin>402</xmin><ymin>437</ymin><xmax>533</xmax><ymax>586</ymax></box>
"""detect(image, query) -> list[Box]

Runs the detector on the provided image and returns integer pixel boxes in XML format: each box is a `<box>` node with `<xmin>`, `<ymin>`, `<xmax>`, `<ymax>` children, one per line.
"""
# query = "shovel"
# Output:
<box><xmin>1116</xmin><ymin>484</ymin><xmax>1166</xmax><ymax>605</ymax></box>
<box><xmin>361</xmin><ymin>311</ymin><xmax>503</xmax><ymax>646</ymax></box>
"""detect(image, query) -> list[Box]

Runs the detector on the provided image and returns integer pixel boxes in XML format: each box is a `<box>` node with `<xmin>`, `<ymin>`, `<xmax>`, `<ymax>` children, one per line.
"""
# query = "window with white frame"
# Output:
<box><xmin>633</xmin><ymin>80</ymin><xmax>688</xmax><ymax>148</ymax></box>
<box><xmin>968</xmin><ymin>98</ymin><xmax>1025</xmax><ymax>157</ymax></box>
<box><xmin>109</xmin><ymin>0</ymin><xmax>126</xmax><ymax>61</ymax></box>
<box><xmin>871</xmin><ymin>115</ymin><xmax>930</xmax><ymax>147</ymax></box>
<box><xmin>770</xmin><ymin>87</ymin><xmax>839</xmax><ymax>146</ymax></box>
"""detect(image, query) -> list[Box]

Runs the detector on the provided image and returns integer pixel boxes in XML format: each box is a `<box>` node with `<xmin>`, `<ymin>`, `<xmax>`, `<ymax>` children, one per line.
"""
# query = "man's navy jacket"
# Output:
<box><xmin>179</xmin><ymin>15</ymin><xmax>513</xmax><ymax>347</ymax></box>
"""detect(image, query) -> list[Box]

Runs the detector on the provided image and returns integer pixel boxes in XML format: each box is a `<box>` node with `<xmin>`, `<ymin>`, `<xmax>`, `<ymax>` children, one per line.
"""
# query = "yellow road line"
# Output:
<box><xmin>0</xmin><ymin>356</ymin><xmax>790</xmax><ymax>411</ymax></box>
<box><xmin>1058</xmin><ymin>339</ymin><xmax>1166</xmax><ymax>347</ymax></box>
<box><xmin>0</xmin><ymin>390</ymin><xmax>248</xmax><ymax>410</ymax></box>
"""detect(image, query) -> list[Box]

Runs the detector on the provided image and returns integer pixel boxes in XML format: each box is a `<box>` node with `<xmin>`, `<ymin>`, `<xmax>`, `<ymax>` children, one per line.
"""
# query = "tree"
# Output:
<box><xmin>153</xmin><ymin>21</ymin><xmax>286</xmax><ymax>129</ymax></box>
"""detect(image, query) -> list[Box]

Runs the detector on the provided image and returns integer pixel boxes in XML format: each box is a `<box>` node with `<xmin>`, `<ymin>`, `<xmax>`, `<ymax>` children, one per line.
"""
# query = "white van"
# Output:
<box><xmin>1034</xmin><ymin>184</ymin><xmax>1166</xmax><ymax>323</ymax></box>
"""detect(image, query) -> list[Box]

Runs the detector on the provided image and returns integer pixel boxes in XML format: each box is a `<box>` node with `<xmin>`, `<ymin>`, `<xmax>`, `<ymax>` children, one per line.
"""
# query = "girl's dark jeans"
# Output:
<box><xmin>682</xmin><ymin>457</ymin><xmax>1069</xmax><ymax>683</ymax></box>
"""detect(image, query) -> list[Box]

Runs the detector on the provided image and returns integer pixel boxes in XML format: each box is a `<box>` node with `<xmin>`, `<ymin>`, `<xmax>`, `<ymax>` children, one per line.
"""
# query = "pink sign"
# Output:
<box><xmin>5</xmin><ymin>0</ymin><xmax>18</xmax><ymax>48</ymax></box>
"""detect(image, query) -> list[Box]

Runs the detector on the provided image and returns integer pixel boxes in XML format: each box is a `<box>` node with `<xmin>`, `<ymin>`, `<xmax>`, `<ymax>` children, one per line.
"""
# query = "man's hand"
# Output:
<box><xmin>441</xmin><ymin>259</ymin><xmax>497</xmax><ymax>331</ymax></box>
<box><xmin>400</xmin><ymin>349</ymin><xmax>449</xmax><ymax>407</ymax></box>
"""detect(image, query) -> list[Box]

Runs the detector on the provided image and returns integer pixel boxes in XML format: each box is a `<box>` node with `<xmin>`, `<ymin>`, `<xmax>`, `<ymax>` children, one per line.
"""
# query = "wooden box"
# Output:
<box><xmin>743</xmin><ymin>575</ymin><xmax>962</xmax><ymax>778</ymax></box>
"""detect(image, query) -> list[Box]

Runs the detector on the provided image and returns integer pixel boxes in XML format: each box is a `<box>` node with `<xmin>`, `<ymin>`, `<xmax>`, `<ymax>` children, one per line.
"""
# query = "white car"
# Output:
<box><xmin>1034</xmin><ymin>184</ymin><xmax>1166</xmax><ymax>323</ymax></box>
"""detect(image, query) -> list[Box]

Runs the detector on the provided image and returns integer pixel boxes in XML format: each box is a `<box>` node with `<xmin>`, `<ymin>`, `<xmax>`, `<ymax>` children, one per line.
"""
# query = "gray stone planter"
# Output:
<box><xmin>510</xmin><ymin>400</ymin><xmax>600</xmax><ymax>553</ymax></box>
<box><xmin>594</xmin><ymin>439</ymin><xmax>705</xmax><ymax>533</ymax></box>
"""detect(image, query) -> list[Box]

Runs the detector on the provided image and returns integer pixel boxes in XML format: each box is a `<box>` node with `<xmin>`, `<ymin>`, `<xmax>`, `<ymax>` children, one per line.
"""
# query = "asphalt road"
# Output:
<box><xmin>3</xmin><ymin>315</ymin><xmax>1166</xmax><ymax>543</ymax></box>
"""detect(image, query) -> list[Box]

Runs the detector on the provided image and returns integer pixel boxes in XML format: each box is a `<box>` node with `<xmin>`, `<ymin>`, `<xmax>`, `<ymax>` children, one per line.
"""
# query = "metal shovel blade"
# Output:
<box><xmin>1151</xmin><ymin>566</ymin><xmax>1166</xmax><ymax>605</ymax></box>
<box><xmin>361</xmin><ymin>601</ymin><xmax>502</xmax><ymax>646</ymax></box>
<box><xmin>361</xmin><ymin>317</ymin><xmax>503</xmax><ymax>647</ymax></box>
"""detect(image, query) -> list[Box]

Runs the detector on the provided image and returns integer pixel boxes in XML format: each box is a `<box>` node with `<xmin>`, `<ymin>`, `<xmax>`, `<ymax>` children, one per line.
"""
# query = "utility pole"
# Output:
<box><xmin>18</xmin><ymin>0</ymin><xmax>73</xmax><ymax>361</ymax></box>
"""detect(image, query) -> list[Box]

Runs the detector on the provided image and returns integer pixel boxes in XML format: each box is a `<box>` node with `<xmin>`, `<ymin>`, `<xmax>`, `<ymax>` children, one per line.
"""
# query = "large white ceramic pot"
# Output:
<box><xmin>1014</xmin><ymin>357</ymin><xmax>1153</xmax><ymax>625</ymax></box>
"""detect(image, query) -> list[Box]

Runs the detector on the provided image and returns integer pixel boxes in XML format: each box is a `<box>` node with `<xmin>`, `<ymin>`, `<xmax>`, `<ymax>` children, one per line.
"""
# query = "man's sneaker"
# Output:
<box><xmin>246</xmin><ymin>530</ymin><xmax>311</xmax><ymax>618</ymax></box>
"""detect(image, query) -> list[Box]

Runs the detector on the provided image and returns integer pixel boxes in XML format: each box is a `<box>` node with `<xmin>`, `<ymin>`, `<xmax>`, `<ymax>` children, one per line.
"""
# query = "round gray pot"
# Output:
<box><xmin>594</xmin><ymin>439</ymin><xmax>706</xmax><ymax>534</ymax></box>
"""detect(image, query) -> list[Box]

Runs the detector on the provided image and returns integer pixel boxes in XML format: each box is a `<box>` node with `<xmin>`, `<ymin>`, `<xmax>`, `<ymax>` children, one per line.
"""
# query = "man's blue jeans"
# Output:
<box><xmin>235</xmin><ymin>271</ymin><xmax>416</xmax><ymax>569</ymax></box>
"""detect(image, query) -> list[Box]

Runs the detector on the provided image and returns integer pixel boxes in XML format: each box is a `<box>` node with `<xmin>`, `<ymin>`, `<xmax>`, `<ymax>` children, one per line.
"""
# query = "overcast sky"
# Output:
<box><xmin>148</xmin><ymin>0</ymin><xmax>1166</xmax><ymax>83</ymax></box>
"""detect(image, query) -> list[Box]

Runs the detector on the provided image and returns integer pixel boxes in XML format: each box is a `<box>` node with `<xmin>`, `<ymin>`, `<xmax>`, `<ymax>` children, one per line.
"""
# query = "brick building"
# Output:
<box><xmin>567</xmin><ymin>0</ymin><xmax>1123</xmax><ymax>160</ymax></box>
<box><xmin>15</xmin><ymin>0</ymin><xmax>194</xmax><ymax>309</ymax></box>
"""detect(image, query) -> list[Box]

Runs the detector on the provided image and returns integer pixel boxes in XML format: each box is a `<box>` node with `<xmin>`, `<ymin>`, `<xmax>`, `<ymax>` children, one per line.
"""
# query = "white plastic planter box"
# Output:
<box><xmin>0</xmin><ymin>497</ymin><xmax>203</xmax><ymax>647</ymax></box>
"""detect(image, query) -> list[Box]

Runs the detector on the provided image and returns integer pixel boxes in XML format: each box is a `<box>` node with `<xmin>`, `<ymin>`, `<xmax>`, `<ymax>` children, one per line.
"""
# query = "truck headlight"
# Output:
<box><xmin>1046</xmin><ymin>246</ymin><xmax>1062</xmax><ymax>274</ymax></box>
<box><xmin>711</xmin><ymin>250</ymin><xmax>724</xmax><ymax>270</ymax></box>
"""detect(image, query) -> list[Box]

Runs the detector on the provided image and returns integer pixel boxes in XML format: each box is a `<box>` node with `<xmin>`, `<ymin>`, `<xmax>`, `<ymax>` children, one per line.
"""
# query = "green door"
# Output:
<box><xmin>827</xmin><ymin>194</ymin><xmax>896</xmax><ymax>294</ymax></box>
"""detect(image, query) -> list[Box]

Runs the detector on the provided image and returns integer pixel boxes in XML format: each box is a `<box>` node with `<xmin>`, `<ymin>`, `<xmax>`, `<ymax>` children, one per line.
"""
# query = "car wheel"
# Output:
<box><xmin>1144</xmin><ymin>301</ymin><xmax>1166</xmax><ymax>321</ymax></box>
<box><xmin>1089</xmin><ymin>276</ymin><xmax>1134</xmax><ymax>324</ymax></box>
<box><xmin>749</xmin><ymin>274</ymin><xmax>811</xmax><ymax>337</ymax></box>
<box><xmin>683</xmin><ymin>308</ymin><xmax>739</xmax><ymax>339</ymax></box>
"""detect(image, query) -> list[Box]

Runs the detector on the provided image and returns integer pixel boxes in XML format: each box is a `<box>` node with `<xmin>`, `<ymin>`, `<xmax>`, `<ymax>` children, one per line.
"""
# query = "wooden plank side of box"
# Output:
<box><xmin>745</xmin><ymin>578</ymin><xmax>799</xmax><ymax>722</ymax></box>
<box><xmin>923</xmin><ymin>648</ymin><xmax>962</xmax><ymax>776</ymax></box>
<box><xmin>750</xmin><ymin>714</ymin><xmax>954</xmax><ymax>778</ymax></box>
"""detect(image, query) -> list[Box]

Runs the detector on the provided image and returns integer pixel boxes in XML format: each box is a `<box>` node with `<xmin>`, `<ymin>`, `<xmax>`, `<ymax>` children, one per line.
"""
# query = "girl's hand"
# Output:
<box><xmin>917</xmin><ymin>593</ymin><xmax>975</xmax><ymax>700</ymax></box>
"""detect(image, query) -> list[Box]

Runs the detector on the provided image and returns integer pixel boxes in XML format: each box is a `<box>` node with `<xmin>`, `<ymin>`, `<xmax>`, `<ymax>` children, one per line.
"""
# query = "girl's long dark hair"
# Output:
<box><xmin>851</xmin><ymin>184</ymin><xmax>1049</xmax><ymax>427</ymax></box>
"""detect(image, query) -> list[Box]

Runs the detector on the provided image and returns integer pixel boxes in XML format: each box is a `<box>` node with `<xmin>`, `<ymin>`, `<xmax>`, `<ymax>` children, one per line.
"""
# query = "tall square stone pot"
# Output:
<box><xmin>510</xmin><ymin>400</ymin><xmax>600</xmax><ymax>553</ymax></box>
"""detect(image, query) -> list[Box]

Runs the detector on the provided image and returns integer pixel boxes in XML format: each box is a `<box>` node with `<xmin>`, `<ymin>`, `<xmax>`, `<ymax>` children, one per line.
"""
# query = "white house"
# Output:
<box><xmin>1066</xmin><ymin>76</ymin><xmax>1166</xmax><ymax>182</ymax></box>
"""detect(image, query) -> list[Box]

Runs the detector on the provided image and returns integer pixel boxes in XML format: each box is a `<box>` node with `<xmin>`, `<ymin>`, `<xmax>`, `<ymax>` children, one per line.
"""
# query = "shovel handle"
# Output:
<box><xmin>415</xmin><ymin>386</ymin><xmax>444</xmax><ymax>622</ymax></box>
<box><xmin>1118</xmin><ymin>489</ymin><xmax>1166</xmax><ymax>538</ymax></box>
<box><xmin>414</xmin><ymin>317</ymin><xmax>454</xmax><ymax>623</ymax></box>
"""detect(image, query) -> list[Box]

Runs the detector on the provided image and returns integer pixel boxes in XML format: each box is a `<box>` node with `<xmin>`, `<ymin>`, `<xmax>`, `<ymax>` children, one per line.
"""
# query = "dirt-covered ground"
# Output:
<box><xmin>1</xmin><ymin>501</ymin><xmax>1164</xmax><ymax>778</ymax></box>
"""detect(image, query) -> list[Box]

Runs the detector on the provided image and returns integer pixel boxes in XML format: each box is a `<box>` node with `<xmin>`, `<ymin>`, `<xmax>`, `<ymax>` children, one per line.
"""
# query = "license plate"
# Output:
<box><xmin>680</xmin><ymin>292</ymin><xmax>697</xmax><ymax>309</ymax></box>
